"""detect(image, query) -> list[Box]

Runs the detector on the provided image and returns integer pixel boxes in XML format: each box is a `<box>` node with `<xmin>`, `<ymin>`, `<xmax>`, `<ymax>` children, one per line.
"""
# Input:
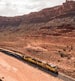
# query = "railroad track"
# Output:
<box><xmin>0</xmin><ymin>48</ymin><xmax>75</xmax><ymax>81</ymax></box>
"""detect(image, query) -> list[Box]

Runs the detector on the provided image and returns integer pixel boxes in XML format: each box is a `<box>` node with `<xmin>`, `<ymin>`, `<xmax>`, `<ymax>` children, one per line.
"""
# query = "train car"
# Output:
<box><xmin>23</xmin><ymin>56</ymin><xmax>37</xmax><ymax>64</ymax></box>
<box><xmin>36</xmin><ymin>60</ymin><xmax>58</xmax><ymax>74</ymax></box>
<box><xmin>36</xmin><ymin>60</ymin><xmax>47</xmax><ymax>68</ymax></box>
<box><xmin>23</xmin><ymin>56</ymin><xmax>45</xmax><ymax>68</ymax></box>
<box><xmin>0</xmin><ymin>48</ymin><xmax>23</xmax><ymax>57</ymax></box>
<box><xmin>45</xmin><ymin>63</ymin><xmax>58</xmax><ymax>74</ymax></box>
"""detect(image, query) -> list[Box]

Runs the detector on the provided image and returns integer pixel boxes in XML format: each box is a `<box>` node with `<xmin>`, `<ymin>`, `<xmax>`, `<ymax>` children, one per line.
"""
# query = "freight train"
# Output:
<box><xmin>0</xmin><ymin>48</ymin><xmax>58</xmax><ymax>74</ymax></box>
<box><xmin>23</xmin><ymin>56</ymin><xmax>58</xmax><ymax>74</ymax></box>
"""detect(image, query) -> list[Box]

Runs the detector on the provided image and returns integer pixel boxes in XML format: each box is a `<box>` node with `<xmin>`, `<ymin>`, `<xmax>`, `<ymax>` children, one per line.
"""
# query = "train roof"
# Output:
<box><xmin>48</xmin><ymin>63</ymin><xmax>57</xmax><ymax>67</ymax></box>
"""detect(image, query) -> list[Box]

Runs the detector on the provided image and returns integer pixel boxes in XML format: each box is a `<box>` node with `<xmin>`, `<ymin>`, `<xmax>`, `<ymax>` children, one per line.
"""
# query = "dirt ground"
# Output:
<box><xmin>0</xmin><ymin>36</ymin><xmax>75</xmax><ymax>78</ymax></box>
<box><xmin>0</xmin><ymin>52</ymin><xmax>63</xmax><ymax>81</ymax></box>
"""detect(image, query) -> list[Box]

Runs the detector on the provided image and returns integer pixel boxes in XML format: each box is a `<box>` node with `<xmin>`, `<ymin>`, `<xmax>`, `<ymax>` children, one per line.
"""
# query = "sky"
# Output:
<box><xmin>0</xmin><ymin>0</ymin><xmax>66</xmax><ymax>17</ymax></box>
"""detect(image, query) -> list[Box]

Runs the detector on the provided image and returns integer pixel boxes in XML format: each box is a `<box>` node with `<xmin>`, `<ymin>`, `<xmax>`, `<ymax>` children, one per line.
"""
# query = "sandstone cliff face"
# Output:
<box><xmin>0</xmin><ymin>1</ymin><xmax>75</xmax><ymax>36</ymax></box>
<box><xmin>23</xmin><ymin>1</ymin><xmax>75</xmax><ymax>23</ymax></box>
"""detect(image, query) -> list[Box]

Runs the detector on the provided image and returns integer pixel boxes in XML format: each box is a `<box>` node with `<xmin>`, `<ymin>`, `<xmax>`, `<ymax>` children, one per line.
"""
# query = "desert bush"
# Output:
<box><xmin>58</xmin><ymin>51</ymin><xmax>67</xmax><ymax>57</ymax></box>
<box><xmin>0</xmin><ymin>79</ymin><xmax>2</xmax><ymax>81</ymax></box>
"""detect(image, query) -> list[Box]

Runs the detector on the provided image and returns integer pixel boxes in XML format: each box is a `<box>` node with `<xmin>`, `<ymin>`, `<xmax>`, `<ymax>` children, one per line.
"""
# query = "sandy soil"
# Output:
<box><xmin>0</xmin><ymin>52</ymin><xmax>63</xmax><ymax>81</ymax></box>
<box><xmin>0</xmin><ymin>36</ymin><xmax>75</xmax><ymax>78</ymax></box>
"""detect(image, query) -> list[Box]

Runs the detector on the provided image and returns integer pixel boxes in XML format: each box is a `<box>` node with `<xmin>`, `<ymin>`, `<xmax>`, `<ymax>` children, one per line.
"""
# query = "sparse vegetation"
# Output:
<box><xmin>0</xmin><ymin>0</ymin><xmax>75</xmax><ymax>79</ymax></box>
<box><xmin>57</xmin><ymin>45</ymin><xmax>73</xmax><ymax>59</ymax></box>
<box><xmin>58</xmin><ymin>51</ymin><xmax>67</xmax><ymax>57</ymax></box>
<box><xmin>0</xmin><ymin>77</ymin><xmax>4</xmax><ymax>81</ymax></box>
<box><xmin>0</xmin><ymin>79</ymin><xmax>2</xmax><ymax>81</ymax></box>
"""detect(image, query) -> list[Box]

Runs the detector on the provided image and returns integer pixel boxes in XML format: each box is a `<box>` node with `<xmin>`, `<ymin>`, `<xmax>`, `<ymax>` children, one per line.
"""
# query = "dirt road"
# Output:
<box><xmin>0</xmin><ymin>52</ymin><xmax>63</xmax><ymax>81</ymax></box>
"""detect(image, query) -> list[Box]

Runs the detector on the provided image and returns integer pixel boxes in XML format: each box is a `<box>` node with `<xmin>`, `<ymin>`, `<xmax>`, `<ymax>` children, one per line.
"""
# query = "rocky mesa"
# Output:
<box><xmin>0</xmin><ymin>0</ymin><xmax>75</xmax><ymax>79</ymax></box>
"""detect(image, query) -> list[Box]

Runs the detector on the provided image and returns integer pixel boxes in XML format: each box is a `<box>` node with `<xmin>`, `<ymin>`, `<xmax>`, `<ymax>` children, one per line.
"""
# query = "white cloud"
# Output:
<box><xmin>0</xmin><ymin>0</ymin><xmax>66</xmax><ymax>17</ymax></box>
